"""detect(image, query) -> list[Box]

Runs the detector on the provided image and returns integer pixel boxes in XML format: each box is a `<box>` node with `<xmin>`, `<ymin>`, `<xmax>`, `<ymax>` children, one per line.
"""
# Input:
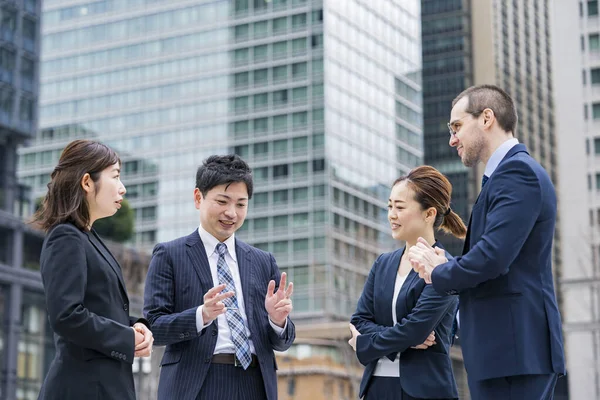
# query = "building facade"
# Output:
<box><xmin>558</xmin><ymin>0</ymin><xmax>600</xmax><ymax>399</ymax></box>
<box><xmin>19</xmin><ymin>0</ymin><xmax>428</xmax><ymax>396</ymax></box>
<box><xmin>21</xmin><ymin>0</ymin><xmax>423</xmax><ymax>329</ymax></box>
<box><xmin>0</xmin><ymin>0</ymin><xmax>45</xmax><ymax>399</ymax></box>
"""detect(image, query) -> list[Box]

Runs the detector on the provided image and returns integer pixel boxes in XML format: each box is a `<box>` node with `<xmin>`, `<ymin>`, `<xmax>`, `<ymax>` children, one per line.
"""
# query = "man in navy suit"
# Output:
<box><xmin>143</xmin><ymin>154</ymin><xmax>295</xmax><ymax>400</ymax></box>
<box><xmin>408</xmin><ymin>85</ymin><xmax>566</xmax><ymax>399</ymax></box>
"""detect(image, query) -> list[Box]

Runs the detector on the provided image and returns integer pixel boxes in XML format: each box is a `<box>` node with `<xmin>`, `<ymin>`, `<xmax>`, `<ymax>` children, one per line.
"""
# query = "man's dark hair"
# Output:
<box><xmin>195</xmin><ymin>154</ymin><xmax>253</xmax><ymax>199</ymax></box>
<box><xmin>452</xmin><ymin>84</ymin><xmax>518</xmax><ymax>134</ymax></box>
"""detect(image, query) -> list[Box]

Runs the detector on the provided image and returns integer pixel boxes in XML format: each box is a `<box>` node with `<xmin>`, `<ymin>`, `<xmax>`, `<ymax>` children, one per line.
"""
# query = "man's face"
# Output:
<box><xmin>448</xmin><ymin>97</ymin><xmax>486</xmax><ymax>167</ymax></box>
<box><xmin>194</xmin><ymin>182</ymin><xmax>248</xmax><ymax>242</ymax></box>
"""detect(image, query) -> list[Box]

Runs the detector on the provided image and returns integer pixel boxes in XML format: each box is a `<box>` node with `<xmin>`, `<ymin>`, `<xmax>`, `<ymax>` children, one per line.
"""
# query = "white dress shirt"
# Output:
<box><xmin>373</xmin><ymin>271</ymin><xmax>409</xmax><ymax>377</ymax></box>
<box><xmin>195</xmin><ymin>225</ymin><xmax>285</xmax><ymax>355</ymax></box>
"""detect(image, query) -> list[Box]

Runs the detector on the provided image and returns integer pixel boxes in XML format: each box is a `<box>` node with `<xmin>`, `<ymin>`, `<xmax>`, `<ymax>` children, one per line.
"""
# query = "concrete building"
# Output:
<box><xmin>556</xmin><ymin>0</ymin><xmax>600</xmax><ymax>399</ymax></box>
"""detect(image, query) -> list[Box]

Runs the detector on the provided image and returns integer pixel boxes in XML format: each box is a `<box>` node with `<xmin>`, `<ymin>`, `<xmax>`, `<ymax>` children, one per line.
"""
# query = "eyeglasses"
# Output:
<box><xmin>447</xmin><ymin>109</ymin><xmax>488</xmax><ymax>137</ymax></box>
<box><xmin>447</xmin><ymin>115</ymin><xmax>471</xmax><ymax>137</ymax></box>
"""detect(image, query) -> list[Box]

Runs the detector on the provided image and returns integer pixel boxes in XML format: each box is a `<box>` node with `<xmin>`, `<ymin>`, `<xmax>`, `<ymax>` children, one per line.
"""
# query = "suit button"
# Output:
<box><xmin>123</xmin><ymin>304</ymin><xmax>128</xmax><ymax>311</ymax></box>
<box><xmin>111</xmin><ymin>351</ymin><xmax>115</xmax><ymax>357</ymax></box>
<box><xmin>179</xmin><ymin>333</ymin><xmax>184</xmax><ymax>339</ymax></box>
<box><xmin>205</xmin><ymin>357</ymin><xmax>211</xmax><ymax>363</ymax></box>
<box><xmin>184</xmin><ymin>332</ymin><xmax>190</xmax><ymax>338</ymax></box>
<box><xmin>211</xmin><ymin>330</ymin><xmax>217</xmax><ymax>336</ymax></box>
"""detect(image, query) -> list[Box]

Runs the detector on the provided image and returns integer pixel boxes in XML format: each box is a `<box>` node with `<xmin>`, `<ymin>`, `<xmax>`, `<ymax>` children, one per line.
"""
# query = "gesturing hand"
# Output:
<box><xmin>202</xmin><ymin>284</ymin><xmax>235</xmax><ymax>324</ymax></box>
<box><xmin>265</xmin><ymin>272</ymin><xmax>293</xmax><ymax>328</ymax></box>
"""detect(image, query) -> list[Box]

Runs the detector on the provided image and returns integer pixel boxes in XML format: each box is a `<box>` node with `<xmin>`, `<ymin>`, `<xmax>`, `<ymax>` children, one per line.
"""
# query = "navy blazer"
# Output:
<box><xmin>143</xmin><ymin>230</ymin><xmax>295</xmax><ymax>400</ymax></box>
<box><xmin>431</xmin><ymin>144</ymin><xmax>566</xmax><ymax>381</ymax></box>
<box><xmin>38</xmin><ymin>223</ymin><xmax>144</xmax><ymax>400</ymax></box>
<box><xmin>351</xmin><ymin>245</ymin><xmax>459</xmax><ymax>399</ymax></box>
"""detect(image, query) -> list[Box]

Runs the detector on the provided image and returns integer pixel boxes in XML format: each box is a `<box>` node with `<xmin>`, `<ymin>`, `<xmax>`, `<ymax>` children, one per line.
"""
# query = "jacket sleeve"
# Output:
<box><xmin>143</xmin><ymin>243</ymin><xmax>201</xmax><ymax>346</ymax></box>
<box><xmin>350</xmin><ymin>255</ymin><xmax>388</xmax><ymax>335</ymax></box>
<box><xmin>432</xmin><ymin>161</ymin><xmax>543</xmax><ymax>294</ymax></box>
<box><xmin>41</xmin><ymin>225</ymin><xmax>135</xmax><ymax>363</ymax></box>
<box><xmin>355</xmin><ymin>284</ymin><xmax>458</xmax><ymax>365</ymax></box>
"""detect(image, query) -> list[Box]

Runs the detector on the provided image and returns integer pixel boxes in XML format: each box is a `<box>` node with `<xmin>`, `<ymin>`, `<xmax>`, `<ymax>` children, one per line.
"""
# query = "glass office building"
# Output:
<box><xmin>19</xmin><ymin>0</ymin><xmax>423</xmax><ymax>324</ymax></box>
<box><xmin>0</xmin><ymin>1</ymin><xmax>49</xmax><ymax>399</ymax></box>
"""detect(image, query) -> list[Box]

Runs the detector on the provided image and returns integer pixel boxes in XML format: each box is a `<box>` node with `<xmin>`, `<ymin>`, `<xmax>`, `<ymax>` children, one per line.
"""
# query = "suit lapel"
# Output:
<box><xmin>235</xmin><ymin>240</ymin><xmax>254</xmax><ymax>326</ymax></box>
<box><xmin>380</xmin><ymin>248</ymin><xmax>403</xmax><ymax>327</ymax></box>
<box><xmin>397</xmin><ymin>269</ymin><xmax>418</xmax><ymax>319</ymax></box>
<box><xmin>185</xmin><ymin>231</ymin><xmax>213</xmax><ymax>295</ymax></box>
<box><xmin>86</xmin><ymin>230</ymin><xmax>128</xmax><ymax>296</ymax></box>
<box><xmin>468</xmin><ymin>144</ymin><xmax>530</xmax><ymax>251</ymax></box>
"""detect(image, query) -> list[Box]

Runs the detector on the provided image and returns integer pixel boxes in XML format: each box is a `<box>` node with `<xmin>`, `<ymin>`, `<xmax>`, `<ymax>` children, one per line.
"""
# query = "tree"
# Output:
<box><xmin>93</xmin><ymin>198</ymin><xmax>135</xmax><ymax>243</ymax></box>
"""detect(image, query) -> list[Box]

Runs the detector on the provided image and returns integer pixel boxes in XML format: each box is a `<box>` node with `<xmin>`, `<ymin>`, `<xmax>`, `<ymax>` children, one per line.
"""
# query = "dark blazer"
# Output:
<box><xmin>351</xmin><ymin>245</ymin><xmax>459</xmax><ymax>399</ymax></box>
<box><xmin>431</xmin><ymin>144</ymin><xmax>566</xmax><ymax>382</ymax></box>
<box><xmin>143</xmin><ymin>230</ymin><xmax>295</xmax><ymax>400</ymax></box>
<box><xmin>38</xmin><ymin>223</ymin><xmax>145</xmax><ymax>400</ymax></box>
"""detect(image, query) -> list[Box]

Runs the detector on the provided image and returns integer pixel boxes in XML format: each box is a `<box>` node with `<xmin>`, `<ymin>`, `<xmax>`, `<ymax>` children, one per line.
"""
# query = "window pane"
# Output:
<box><xmin>592</xmin><ymin>68</ymin><xmax>600</xmax><ymax>84</ymax></box>
<box><xmin>273</xmin><ymin>65</ymin><xmax>287</xmax><ymax>82</ymax></box>
<box><xmin>273</xmin><ymin>16</ymin><xmax>288</xmax><ymax>33</ymax></box>
<box><xmin>293</xmin><ymin>187</ymin><xmax>308</xmax><ymax>202</ymax></box>
<box><xmin>253</xmin><ymin>68</ymin><xmax>268</xmax><ymax>86</ymax></box>
<box><xmin>589</xmin><ymin>0</ymin><xmax>599</xmax><ymax>16</ymax></box>
<box><xmin>274</xmin><ymin>215</ymin><xmax>288</xmax><ymax>228</ymax></box>
<box><xmin>292</xmin><ymin>136</ymin><xmax>308</xmax><ymax>151</ymax></box>
<box><xmin>292</xmin><ymin>161</ymin><xmax>308</xmax><ymax>175</ymax></box>
<box><xmin>292</xmin><ymin>13</ymin><xmax>307</xmax><ymax>29</ymax></box>
<box><xmin>254</xmin><ymin>217</ymin><xmax>269</xmax><ymax>230</ymax></box>
<box><xmin>273</xmin><ymin>139</ymin><xmax>287</xmax><ymax>153</ymax></box>
<box><xmin>273</xmin><ymin>189</ymin><xmax>288</xmax><ymax>203</ymax></box>
<box><xmin>292</xmin><ymin>62</ymin><xmax>308</xmax><ymax>79</ymax></box>
<box><xmin>590</xmin><ymin>34</ymin><xmax>600</xmax><ymax>51</ymax></box>
<box><xmin>273</xmin><ymin>114</ymin><xmax>288</xmax><ymax>131</ymax></box>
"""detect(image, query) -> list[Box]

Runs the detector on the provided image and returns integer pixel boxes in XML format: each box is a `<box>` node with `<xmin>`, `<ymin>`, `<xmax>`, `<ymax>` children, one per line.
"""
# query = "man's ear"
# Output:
<box><xmin>194</xmin><ymin>188</ymin><xmax>203</xmax><ymax>209</ymax></box>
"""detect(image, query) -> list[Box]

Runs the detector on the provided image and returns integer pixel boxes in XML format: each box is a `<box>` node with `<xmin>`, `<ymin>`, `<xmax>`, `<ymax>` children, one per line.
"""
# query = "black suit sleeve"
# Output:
<box><xmin>41</xmin><ymin>225</ymin><xmax>135</xmax><ymax>363</ymax></box>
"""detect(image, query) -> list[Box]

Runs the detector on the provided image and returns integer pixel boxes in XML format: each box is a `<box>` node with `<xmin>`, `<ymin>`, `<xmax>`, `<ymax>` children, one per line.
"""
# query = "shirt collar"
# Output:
<box><xmin>197</xmin><ymin>224</ymin><xmax>237</xmax><ymax>261</ymax></box>
<box><xmin>484</xmin><ymin>137</ymin><xmax>519</xmax><ymax>178</ymax></box>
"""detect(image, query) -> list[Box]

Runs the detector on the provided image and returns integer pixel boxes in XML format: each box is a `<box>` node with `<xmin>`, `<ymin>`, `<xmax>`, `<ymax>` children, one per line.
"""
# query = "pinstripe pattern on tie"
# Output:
<box><xmin>215</xmin><ymin>243</ymin><xmax>252</xmax><ymax>370</ymax></box>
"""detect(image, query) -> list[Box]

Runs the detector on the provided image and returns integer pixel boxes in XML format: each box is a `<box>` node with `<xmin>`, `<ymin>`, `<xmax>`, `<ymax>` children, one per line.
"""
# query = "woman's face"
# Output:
<box><xmin>387</xmin><ymin>181</ymin><xmax>431</xmax><ymax>242</ymax></box>
<box><xmin>86</xmin><ymin>162</ymin><xmax>126</xmax><ymax>223</ymax></box>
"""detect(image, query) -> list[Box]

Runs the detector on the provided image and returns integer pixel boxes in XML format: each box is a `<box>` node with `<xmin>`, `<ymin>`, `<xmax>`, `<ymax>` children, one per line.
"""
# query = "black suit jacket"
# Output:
<box><xmin>38</xmin><ymin>223</ymin><xmax>145</xmax><ymax>400</ymax></box>
<box><xmin>143</xmin><ymin>230</ymin><xmax>295</xmax><ymax>400</ymax></box>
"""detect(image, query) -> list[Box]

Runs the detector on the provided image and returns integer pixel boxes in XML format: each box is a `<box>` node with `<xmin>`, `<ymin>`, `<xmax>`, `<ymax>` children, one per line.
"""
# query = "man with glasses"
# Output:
<box><xmin>408</xmin><ymin>85</ymin><xmax>565</xmax><ymax>399</ymax></box>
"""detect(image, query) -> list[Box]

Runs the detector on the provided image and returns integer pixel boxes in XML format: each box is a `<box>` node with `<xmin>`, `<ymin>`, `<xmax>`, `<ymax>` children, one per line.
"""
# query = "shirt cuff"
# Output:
<box><xmin>196</xmin><ymin>306</ymin><xmax>213</xmax><ymax>332</ymax></box>
<box><xmin>269</xmin><ymin>317</ymin><xmax>287</xmax><ymax>336</ymax></box>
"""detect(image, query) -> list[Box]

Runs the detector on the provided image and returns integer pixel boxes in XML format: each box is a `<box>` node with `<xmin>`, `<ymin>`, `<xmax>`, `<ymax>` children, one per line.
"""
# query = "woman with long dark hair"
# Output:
<box><xmin>35</xmin><ymin>139</ymin><xmax>153</xmax><ymax>399</ymax></box>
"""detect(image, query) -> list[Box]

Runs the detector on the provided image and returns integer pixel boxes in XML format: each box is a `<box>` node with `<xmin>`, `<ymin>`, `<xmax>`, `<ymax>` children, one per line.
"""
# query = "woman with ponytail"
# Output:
<box><xmin>349</xmin><ymin>165</ymin><xmax>466</xmax><ymax>400</ymax></box>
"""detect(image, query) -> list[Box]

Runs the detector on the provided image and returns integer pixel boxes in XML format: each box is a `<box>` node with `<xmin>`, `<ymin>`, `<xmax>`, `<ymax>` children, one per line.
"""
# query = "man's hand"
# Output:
<box><xmin>202</xmin><ymin>284</ymin><xmax>235</xmax><ymax>324</ymax></box>
<box><xmin>265</xmin><ymin>272</ymin><xmax>293</xmax><ymax>328</ymax></box>
<box><xmin>133</xmin><ymin>323</ymin><xmax>153</xmax><ymax>357</ymax></box>
<box><xmin>407</xmin><ymin>237</ymin><xmax>448</xmax><ymax>284</ymax></box>
<box><xmin>411</xmin><ymin>331</ymin><xmax>437</xmax><ymax>350</ymax></box>
<box><xmin>348</xmin><ymin>323</ymin><xmax>360</xmax><ymax>351</ymax></box>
